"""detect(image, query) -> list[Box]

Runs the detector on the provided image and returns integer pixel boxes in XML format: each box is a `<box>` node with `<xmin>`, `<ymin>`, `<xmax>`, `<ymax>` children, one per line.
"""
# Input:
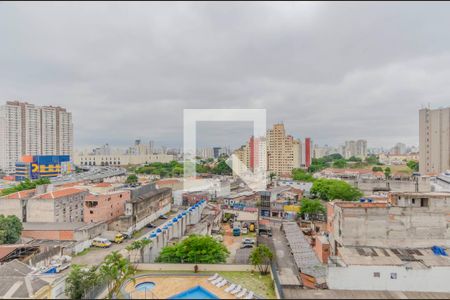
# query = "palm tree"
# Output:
<box><xmin>100</xmin><ymin>251</ymin><xmax>136</xmax><ymax>299</ymax></box>
<box><xmin>126</xmin><ymin>239</ymin><xmax>152</xmax><ymax>264</ymax></box>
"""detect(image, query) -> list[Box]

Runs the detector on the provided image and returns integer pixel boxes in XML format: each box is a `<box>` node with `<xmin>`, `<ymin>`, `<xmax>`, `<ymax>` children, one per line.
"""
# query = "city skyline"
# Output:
<box><xmin>2</xmin><ymin>3</ymin><xmax>450</xmax><ymax>148</ymax></box>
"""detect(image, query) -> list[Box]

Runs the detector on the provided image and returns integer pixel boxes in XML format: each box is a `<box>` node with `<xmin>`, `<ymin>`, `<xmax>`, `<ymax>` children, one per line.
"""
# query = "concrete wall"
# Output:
<box><xmin>330</xmin><ymin>201</ymin><xmax>450</xmax><ymax>251</ymax></box>
<box><xmin>328</xmin><ymin>265</ymin><xmax>450</xmax><ymax>293</ymax></box>
<box><xmin>345</xmin><ymin>178</ymin><xmax>431</xmax><ymax>195</ymax></box>
<box><xmin>22</xmin><ymin>230</ymin><xmax>74</xmax><ymax>240</ymax></box>
<box><xmin>26</xmin><ymin>199</ymin><xmax>55</xmax><ymax>222</ymax></box>
<box><xmin>0</xmin><ymin>198</ymin><xmax>23</xmax><ymax>220</ymax></box>
<box><xmin>136</xmin><ymin>263</ymin><xmax>256</xmax><ymax>272</ymax></box>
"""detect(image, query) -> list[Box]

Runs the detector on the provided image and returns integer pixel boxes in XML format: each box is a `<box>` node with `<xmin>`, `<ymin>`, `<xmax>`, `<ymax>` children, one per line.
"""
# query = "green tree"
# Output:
<box><xmin>126</xmin><ymin>238</ymin><xmax>151</xmax><ymax>263</ymax></box>
<box><xmin>372</xmin><ymin>166</ymin><xmax>383</xmax><ymax>172</ymax></box>
<box><xmin>156</xmin><ymin>235</ymin><xmax>229</xmax><ymax>264</ymax></box>
<box><xmin>384</xmin><ymin>167</ymin><xmax>392</xmax><ymax>179</ymax></box>
<box><xmin>269</xmin><ymin>172</ymin><xmax>276</xmax><ymax>183</ymax></box>
<box><xmin>0</xmin><ymin>215</ymin><xmax>23</xmax><ymax>244</ymax></box>
<box><xmin>365</xmin><ymin>155</ymin><xmax>380</xmax><ymax>165</ymax></box>
<box><xmin>100</xmin><ymin>251</ymin><xmax>136</xmax><ymax>299</ymax></box>
<box><xmin>250</xmin><ymin>245</ymin><xmax>274</xmax><ymax>275</ymax></box>
<box><xmin>299</xmin><ymin>199</ymin><xmax>325</xmax><ymax>220</ymax></box>
<box><xmin>311</xmin><ymin>178</ymin><xmax>362</xmax><ymax>201</ymax></box>
<box><xmin>212</xmin><ymin>159</ymin><xmax>232</xmax><ymax>175</ymax></box>
<box><xmin>125</xmin><ymin>174</ymin><xmax>138</xmax><ymax>184</ymax></box>
<box><xmin>65</xmin><ymin>264</ymin><xmax>99</xmax><ymax>300</ymax></box>
<box><xmin>292</xmin><ymin>169</ymin><xmax>315</xmax><ymax>182</ymax></box>
<box><xmin>332</xmin><ymin>159</ymin><xmax>347</xmax><ymax>169</ymax></box>
<box><xmin>1</xmin><ymin>177</ymin><xmax>51</xmax><ymax>196</ymax></box>
<box><xmin>407</xmin><ymin>160</ymin><xmax>419</xmax><ymax>172</ymax></box>
<box><xmin>347</xmin><ymin>156</ymin><xmax>362</xmax><ymax>162</ymax></box>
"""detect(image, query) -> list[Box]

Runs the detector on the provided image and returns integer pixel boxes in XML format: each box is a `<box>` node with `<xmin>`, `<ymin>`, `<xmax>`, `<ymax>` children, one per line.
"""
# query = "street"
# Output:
<box><xmin>71</xmin><ymin>210</ymin><xmax>178</xmax><ymax>266</ymax></box>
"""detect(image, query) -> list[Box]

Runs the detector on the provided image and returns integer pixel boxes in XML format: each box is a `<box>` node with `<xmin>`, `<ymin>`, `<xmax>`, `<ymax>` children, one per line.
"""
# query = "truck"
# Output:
<box><xmin>102</xmin><ymin>231</ymin><xmax>125</xmax><ymax>244</ymax></box>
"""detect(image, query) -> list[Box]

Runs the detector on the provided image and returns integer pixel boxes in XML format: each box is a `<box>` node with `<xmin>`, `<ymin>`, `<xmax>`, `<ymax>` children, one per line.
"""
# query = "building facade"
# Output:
<box><xmin>0</xmin><ymin>101</ymin><xmax>73</xmax><ymax>175</ymax></box>
<box><xmin>84</xmin><ymin>189</ymin><xmax>131</xmax><ymax>223</ymax></box>
<box><xmin>267</xmin><ymin>124</ymin><xmax>295</xmax><ymax>176</ymax></box>
<box><xmin>26</xmin><ymin>188</ymin><xmax>88</xmax><ymax>223</ymax></box>
<box><xmin>419</xmin><ymin>107</ymin><xmax>450</xmax><ymax>174</ymax></box>
<box><xmin>74</xmin><ymin>153</ymin><xmax>174</xmax><ymax>166</ymax></box>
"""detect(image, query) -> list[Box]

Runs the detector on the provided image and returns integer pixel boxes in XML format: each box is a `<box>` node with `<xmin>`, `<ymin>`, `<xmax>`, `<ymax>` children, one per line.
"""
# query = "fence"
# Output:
<box><xmin>83</xmin><ymin>280</ymin><xmax>110</xmax><ymax>300</ymax></box>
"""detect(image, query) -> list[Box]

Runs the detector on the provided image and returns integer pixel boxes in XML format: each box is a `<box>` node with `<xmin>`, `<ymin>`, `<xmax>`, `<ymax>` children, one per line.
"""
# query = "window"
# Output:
<box><xmin>420</xmin><ymin>198</ymin><xmax>429</xmax><ymax>207</ymax></box>
<box><xmin>90</xmin><ymin>210</ymin><xmax>94</xmax><ymax>214</ymax></box>
<box><xmin>373</xmin><ymin>272</ymin><xmax>380</xmax><ymax>278</ymax></box>
<box><xmin>390</xmin><ymin>273</ymin><xmax>397</xmax><ymax>279</ymax></box>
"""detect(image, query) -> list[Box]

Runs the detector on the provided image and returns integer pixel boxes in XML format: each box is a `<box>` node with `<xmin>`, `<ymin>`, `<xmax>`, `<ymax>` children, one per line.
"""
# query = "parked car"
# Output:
<box><xmin>92</xmin><ymin>237</ymin><xmax>112</xmax><ymax>248</ymax></box>
<box><xmin>241</xmin><ymin>228</ymin><xmax>248</xmax><ymax>234</ymax></box>
<box><xmin>243</xmin><ymin>238</ymin><xmax>255</xmax><ymax>245</ymax></box>
<box><xmin>146</xmin><ymin>223</ymin><xmax>156</xmax><ymax>228</ymax></box>
<box><xmin>159</xmin><ymin>215</ymin><xmax>168</xmax><ymax>220</ymax></box>
<box><xmin>240</xmin><ymin>244</ymin><xmax>254</xmax><ymax>249</ymax></box>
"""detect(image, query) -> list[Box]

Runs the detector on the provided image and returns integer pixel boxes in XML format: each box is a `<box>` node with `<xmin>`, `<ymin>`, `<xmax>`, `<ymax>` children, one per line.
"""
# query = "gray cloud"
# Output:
<box><xmin>1</xmin><ymin>2</ymin><xmax>450</xmax><ymax>150</ymax></box>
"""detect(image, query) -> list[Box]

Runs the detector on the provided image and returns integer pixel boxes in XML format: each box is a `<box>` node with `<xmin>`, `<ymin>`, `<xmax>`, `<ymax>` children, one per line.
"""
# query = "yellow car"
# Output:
<box><xmin>92</xmin><ymin>237</ymin><xmax>112</xmax><ymax>248</ymax></box>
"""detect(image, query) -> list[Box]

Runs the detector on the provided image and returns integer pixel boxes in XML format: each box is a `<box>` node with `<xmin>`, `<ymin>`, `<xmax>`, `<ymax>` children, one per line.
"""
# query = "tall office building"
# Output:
<box><xmin>0</xmin><ymin>101</ymin><xmax>73</xmax><ymax>174</ymax></box>
<box><xmin>419</xmin><ymin>107</ymin><xmax>450</xmax><ymax>174</ymax></box>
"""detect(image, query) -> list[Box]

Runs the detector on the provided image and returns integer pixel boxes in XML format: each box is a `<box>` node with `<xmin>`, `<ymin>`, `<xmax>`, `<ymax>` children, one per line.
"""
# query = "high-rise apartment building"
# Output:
<box><xmin>304</xmin><ymin>137</ymin><xmax>312</xmax><ymax>168</ymax></box>
<box><xmin>343</xmin><ymin>139</ymin><xmax>367</xmax><ymax>159</ymax></box>
<box><xmin>293</xmin><ymin>139</ymin><xmax>302</xmax><ymax>169</ymax></box>
<box><xmin>419</xmin><ymin>107</ymin><xmax>450</xmax><ymax>174</ymax></box>
<box><xmin>356</xmin><ymin>139</ymin><xmax>367</xmax><ymax>158</ymax></box>
<box><xmin>266</xmin><ymin>124</ymin><xmax>295</xmax><ymax>176</ymax></box>
<box><xmin>0</xmin><ymin>101</ymin><xmax>73</xmax><ymax>174</ymax></box>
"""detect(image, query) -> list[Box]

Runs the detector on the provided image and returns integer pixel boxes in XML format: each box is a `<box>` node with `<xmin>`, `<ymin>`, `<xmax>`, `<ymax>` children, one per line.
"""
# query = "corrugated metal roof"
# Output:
<box><xmin>283</xmin><ymin>222</ymin><xmax>327</xmax><ymax>279</ymax></box>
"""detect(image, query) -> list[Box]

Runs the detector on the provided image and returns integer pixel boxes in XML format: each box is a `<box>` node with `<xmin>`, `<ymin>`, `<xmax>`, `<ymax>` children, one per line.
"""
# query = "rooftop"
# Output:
<box><xmin>283</xmin><ymin>222</ymin><xmax>326</xmax><ymax>280</ymax></box>
<box><xmin>33</xmin><ymin>187</ymin><xmax>87</xmax><ymax>200</ymax></box>
<box><xmin>283</xmin><ymin>288</ymin><xmax>450</xmax><ymax>299</ymax></box>
<box><xmin>3</xmin><ymin>189</ymin><xmax>35</xmax><ymax>199</ymax></box>
<box><xmin>0</xmin><ymin>260</ymin><xmax>48</xmax><ymax>298</ymax></box>
<box><xmin>335</xmin><ymin>246</ymin><xmax>450</xmax><ymax>268</ymax></box>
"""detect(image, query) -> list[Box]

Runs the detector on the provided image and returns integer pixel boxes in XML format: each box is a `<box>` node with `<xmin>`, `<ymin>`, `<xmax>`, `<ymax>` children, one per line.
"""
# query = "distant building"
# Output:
<box><xmin>267</xmin><ymin>124</ymin><xmax>295</xmax><ymax>176</ymax></box>
<box><xmin>74</xmin><ymin>153</ymin><xmax>174</xmax><ymax>166</ymax></box>
<box><xmin>15</xmin><ymin>155</ymin><xmax>72</xmax><ymax>181</ymax></box>
<box><xmin>419</xmin><ymin>107</ymin><xmax>450</xmax><ymax>174</ymax></box>
<box><xmin>0</xmin><ymin>101</ymin><xmax>73</xmax><ymax>175</ymax></box>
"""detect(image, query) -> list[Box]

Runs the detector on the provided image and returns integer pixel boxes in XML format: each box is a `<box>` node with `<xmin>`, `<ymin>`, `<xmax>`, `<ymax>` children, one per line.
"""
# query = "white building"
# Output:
<box><xmin>419</xmin><ymin>107</ymin><xmax>450</xmax><ymax>174</ymax></box>
<box><xmin>74</xmin><ymin>153</ymin><xmax>174</xmax><ymax>166</ymax></box>
<box><xmin>0</xmin><ymin>103</ymin><xmax>22</xmax><ymax>174</ymax></box>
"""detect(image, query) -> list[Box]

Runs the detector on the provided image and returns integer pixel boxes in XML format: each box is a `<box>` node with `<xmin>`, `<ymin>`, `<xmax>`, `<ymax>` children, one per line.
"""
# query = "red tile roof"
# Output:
<box><xmin>35</xmin><ymin>188</ymin><xmax>86</xmax><ymax>200</ymax></box>
<box><xmin>4</xmin><ymin>189</ymin><xmax>35</xmax><ymax>199</ymax></box>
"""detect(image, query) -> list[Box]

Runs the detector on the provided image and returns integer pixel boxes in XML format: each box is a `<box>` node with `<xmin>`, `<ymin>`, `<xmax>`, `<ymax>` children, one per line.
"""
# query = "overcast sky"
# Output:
<box><xmin>1</xmin><ymin>2</ymin><xmax>450</xmax><ymax>150</ymax></box>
